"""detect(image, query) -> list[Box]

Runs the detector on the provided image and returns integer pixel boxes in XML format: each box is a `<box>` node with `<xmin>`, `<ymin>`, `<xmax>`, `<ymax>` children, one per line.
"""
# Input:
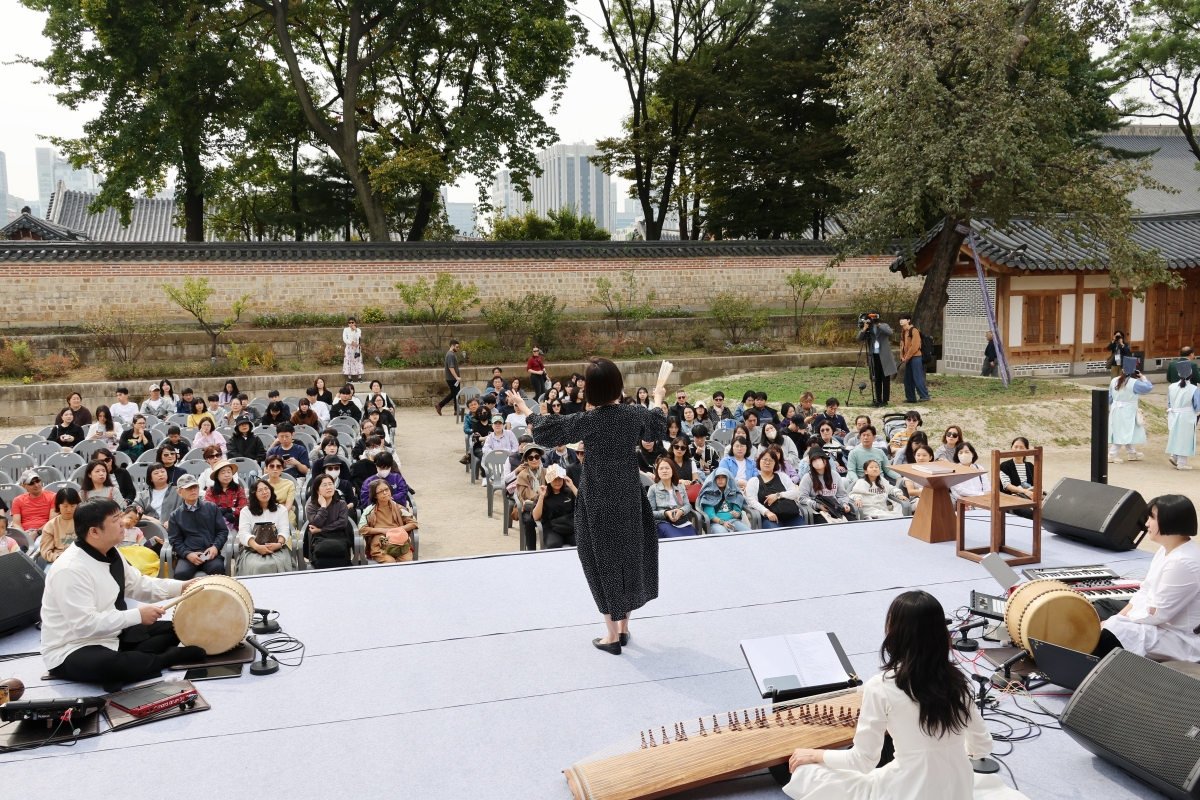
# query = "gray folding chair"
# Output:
<box><xmin>167</xmin><ymin>413</ymin><xmax>189</xmax><ymax>427</ymax></box>
<box><xmin>0</xmin><ymin>484</ymin><xmax>26</xmax><ymax>507</ymax></box>
<box><xmin>24</xmin><ymin>440</ymin><xmax>64</xmax><ymax>466</ymax></box>
<box><xmin>231</xmin><ymin>458</ymin><xmax>260</xmax><ymax>483</ymax></box>
<box><xmin>70</xmin><ymin>465</ymin><xmax>88</xmax><ymax>483</ymax></box>
<box><xmin>333</xmin><ymin>429</ymin><xmax>355</xmax><ymax>450</ymax></box>
<box><xmin>711</xmin><ymin>428</ymin><xmax>734</xmax><ymax>448</ymax></box>
<box><xmin>184</xmin><ymin>461</ymin><xmax>211</xmax><ymax>478</ymax></box>
<box><xmin>45</xmin><ymin>452</ymin><xmax>85</xmax><ymax>475</ymax></box>
<box><xmin>511</xmin><ymin>425</ymin><xmax>527</xmax><ymax>440</ymax></box>
<box><xmin>7</xmin><ymin>528</ymin><xmax>30</xmax><ymax>554</ymax></box>
<box><xmin>294</xmin><ymin>432</ymin><xmax>317</xmax><ymax>451</ymax></box>
<box><xmin>44</xmin><ymin>480</ymin><xmax>80</xmax><ymax>494</ymax></box>
<box><xmin>0</xmin><ymin>453</ymin><xmax>35</xmax><ymax>484</ymax></box>
<box><xmin>136</xmin><ymin>449</ymin><xmax>160</xmax><ymax>464</ymax></box>
<box><xmin>13</xmin><ymin>433</ymin><xmax>45</xmax><ymax>449</ymax></box>
<box><xmin>184</xmin><ymin>448</ymin><xmax>209</xmax><ymax>462</ymax></box>
<box><xmin>36</xmin><ymin>427</ymin><xmax>54</xmax><ymax>440</ymax></box>
<box><xmin>0</xmin><ymin>443</ymin><xmax>24</xmax><ymax>458</ymax></box>
<box><xmin>482</xmin><ymin>450</ymin><xmax>511</xmax><ymax>518</ymax></box>
<box><xmin>255</xmin><ymin>431</ymin><xmax>276</xmax><ymax>451</ymax></box>
<box><xmin>295</xmin><ymin>424</ymin><xmax>319</xmax><ymax>439</ymax></box>
<box><xmin>112</xmin><ymin>451</ymin><xmax>132</xmax><ymax>468</ymax></box>
<box><xmin>283</xmin><ymin>396</ymin><xmax>301</xmax><ymax>409</ymax></box>
<box><xmin>72</xmin><ymin>440</ymin><xmax>109</xmax><ymax>460</ymax></box>
<box><xmin>328</xmin><ymin>417</ymin><xmax>360</xmax><ymax>436</ymax></box>
<box><xmin>32</xmin><ymin>465</ymin><xmax>63</xmax><ymax>484</ymax></box>
<box><xmin>126</xmin><ymin>463</ymin><xmax>150</xmax><ymax>491</ymax></box>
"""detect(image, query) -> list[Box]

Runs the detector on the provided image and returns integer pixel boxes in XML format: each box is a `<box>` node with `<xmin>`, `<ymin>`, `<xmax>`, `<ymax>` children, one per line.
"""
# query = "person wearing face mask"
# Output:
<box><xmin>949</xmin><ymin>442</ymin><xmax>991</xmax><ymax>503</ymax></box>
<box><xmin>358</xmin><ymin>451</ymin><xmax>410</xmax><ymax>507</ymax></box>
<box><xmin>350</xmin><ymin>435</ymin><xmax>384</xmax><ymax>495</ymax></box>
<box><xmin>755</xmin><ymin>421</ymin><xmax>799</xmax><ymax>470</ymax></box>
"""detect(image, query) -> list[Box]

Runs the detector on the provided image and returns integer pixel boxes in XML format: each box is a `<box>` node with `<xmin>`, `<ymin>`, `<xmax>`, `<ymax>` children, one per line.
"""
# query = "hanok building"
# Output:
<box><xmin>0</xmin><ymin>179</ymin><xmax>183</xmax><ymax>242</ymax></box>
<box><xmin>895</xmin><ymin>125</ymin><xmax>1200</xmax><ymax>377</ymax></box>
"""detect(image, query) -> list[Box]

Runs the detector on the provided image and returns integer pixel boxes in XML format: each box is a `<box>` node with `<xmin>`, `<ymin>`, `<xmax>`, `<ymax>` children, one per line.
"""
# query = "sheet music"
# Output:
<box><xmin>787</xmin><ymin>632</ymin><xmax>851</xmax><ymax>687</ymax></box>
<box><xmin>742</xmin><ymin>632</ymin><xmax>850</xmax><ymax>695</ymax></box>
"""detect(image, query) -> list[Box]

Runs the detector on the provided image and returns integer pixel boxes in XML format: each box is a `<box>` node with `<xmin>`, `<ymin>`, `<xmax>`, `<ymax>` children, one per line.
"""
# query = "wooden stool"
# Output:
<box><xmin>955</xmin><ymin>447</ymin><xmax>1042</xmax><ymax>566</ymax></box>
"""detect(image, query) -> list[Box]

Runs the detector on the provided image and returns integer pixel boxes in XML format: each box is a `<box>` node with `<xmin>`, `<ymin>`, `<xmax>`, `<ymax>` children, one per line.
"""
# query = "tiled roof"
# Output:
<box><xmin>0</xmin><ymin>212</ymin><xmax>87</xmax><ymax>241</ymax></box>
<box><xmin>46</xmin><ymin>181</ymin><xmax>184</xmax><ymax>242</ymax></box>
<box><xmin>1099</xmin><ymin>127</ymin><xmax>1200</xmax><ymax>214</ymax></box>
<box><xmin>891</xmin><ymin>211</ymin><xmax>1200</xmax><ymax>272</ymax></box>
<box><xmin>0</xmin><ymin>239</ymin><xmax>842</xmax><ymax>263</ymax></box>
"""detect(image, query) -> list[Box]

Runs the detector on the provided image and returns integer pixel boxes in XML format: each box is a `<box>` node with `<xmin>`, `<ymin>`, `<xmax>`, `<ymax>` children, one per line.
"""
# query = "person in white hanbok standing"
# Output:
<box><xmin>1166</xmin><ymin>360</ymin><xmax>1200</xmax><ymax>470</ymax></box>
<box><xmin>342</xmin><ymin>318</ymin><xmax>363</xmax><ymax>382</ymax></box>
<box><xmin>1108</xmin><ymin>356</ymin><xmax>1152</xmax><ymax>463</ymax></box>
<box><xmin>1097</xmin><ymin>495</ymin><xmax>1200</xmax><ymax>663</ymax></box>
<box><xmin>785</xmin><ymin>590</ymin><xmax>1027</xmax><ymax>800</ymax></box>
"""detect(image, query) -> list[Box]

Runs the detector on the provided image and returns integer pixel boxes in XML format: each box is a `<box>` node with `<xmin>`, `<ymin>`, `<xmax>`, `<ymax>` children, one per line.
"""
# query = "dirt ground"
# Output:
<box><xmin>3</xmin><ymin>378</ymin><xmax>1191</xmax><ymax>559</ymax></box>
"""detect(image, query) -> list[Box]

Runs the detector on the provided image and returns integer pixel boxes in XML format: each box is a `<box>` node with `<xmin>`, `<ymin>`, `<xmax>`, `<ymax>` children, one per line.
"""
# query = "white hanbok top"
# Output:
<box><xmin>1102</xmin><ymin>541</ymin><xmax>1200</xmax><ymax>662</ymax></box>
<box><xmin>786</xmin><ymin>673</ymin><xmax>1003</xmax><ymax>800</ymax></box>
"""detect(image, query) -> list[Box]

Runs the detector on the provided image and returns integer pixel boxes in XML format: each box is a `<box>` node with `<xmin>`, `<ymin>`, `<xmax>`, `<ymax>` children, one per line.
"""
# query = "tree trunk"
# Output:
<box><xmin>291</xmin><ymin>139</ymin><xmax>303</xmax><ymax>242</ymax></box>
<box><xmin>408</xmin><ymin>183</ymin><xmax>436</xmax><ymax>241</ymax></box>
<box><xmin>183</xmin><ymin>185</ymin><xmax>204</xmax><ymax>242</ymax></box>
<box><xmin>912</xmin><ymin>214</ymin><xmax>968</xmax><ymax>335</ymax></box>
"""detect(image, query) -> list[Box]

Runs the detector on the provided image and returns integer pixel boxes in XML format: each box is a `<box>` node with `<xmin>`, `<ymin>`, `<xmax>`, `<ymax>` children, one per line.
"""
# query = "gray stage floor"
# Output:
<box><xmin>0</xmin><ymin>514</ymin><xmax>1162</xmax><ymax>799</ymax></box>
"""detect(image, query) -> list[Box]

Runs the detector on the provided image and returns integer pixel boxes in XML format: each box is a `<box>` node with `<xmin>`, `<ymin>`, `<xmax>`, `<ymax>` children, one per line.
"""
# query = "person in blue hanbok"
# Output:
<box><xmin>1109</xmin><ymin>356</ymin><xmax>1152</xmax><ymax>463</ymax></box>
<box><xmin>1167</xmin><ymin>360</ymin><xmax>1200</xmax><ymax>470</ymax></box>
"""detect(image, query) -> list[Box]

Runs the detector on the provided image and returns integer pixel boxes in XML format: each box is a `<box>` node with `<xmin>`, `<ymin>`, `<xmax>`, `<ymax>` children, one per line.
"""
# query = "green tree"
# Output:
<box><xmin>395</xmin><ymin>273</ymin><xmax>481</xmax><ymax>350</ymax></box>
<box><xmin>834</xmin><ymin>0</ymin><xmax>1174</xmax><ymax>334</ymax></box>
<box><xmin>23</xmin><ymin>0</ymin><xmax>261</xmax><ymax>241</ymax></box>
<box><xmin>249</xmin><ymin>0</ymin><xmax>585</xmax><ymax>242</ymax></box>
<box><xmin>708</xmin><ymin>292</ymin><xmax>768</xmax><ymax>344</ymax></box>
<box><xmin>590</xmin><ymin>270</ymin><xmax>656</xmax><ymax>332</ymax></box>
<box><xmin>593</xmin><ymin>0</ymin><xmax>766</xmax><ymax>240</ymax></box>
<box><xmin>696</xmin><ymin>0</ymin><xmax>858</xmax><ymax>240</ymax></box>
<box><xmin>480</xmin><ymin>293</ymin><xmax>566</xmax><ymax>349</ymax></box>
<box><xmin>161</xmin><ymin>277</ymin><xmax>250</xmax><ymax>357</ymax></box>
<box><xmin>487</xmin><ymin>207</ymin><xmax>612</xmax><ymax>240</ymax></box>
<box><xmin>784</xmin><ymin>269</ymin><xmax>836</xmax><ymax>340</ymax></box>
<box><xmin>1109</xmin><ymin>0</ymin><xmax>1200</xmax><ymax>162</ymax></box>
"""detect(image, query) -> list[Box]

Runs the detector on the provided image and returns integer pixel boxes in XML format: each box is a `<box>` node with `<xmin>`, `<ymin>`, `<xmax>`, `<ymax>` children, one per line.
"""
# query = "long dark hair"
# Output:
<box><xmin>902</xmin><ymin>431</ymin><xmax>930</xmax><ymax>465</ymax></box>
<box><xmin>94</xmin><ymin>405</ymin><xmax>114</xmax><ymax>432</ymax></box>
<box><xmin>880</xmin><ymin>591</ymin><xmax>972</xmax><ymax>738</ymax></box>
<box><xmin>247</xmin><ymin>478</ymin><xmax>279</xmax><ymax>514</ymax></box>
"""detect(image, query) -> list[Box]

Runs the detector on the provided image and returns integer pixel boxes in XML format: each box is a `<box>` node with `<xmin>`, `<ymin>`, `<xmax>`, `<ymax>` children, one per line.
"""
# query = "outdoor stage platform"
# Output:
<box><xmin>0</xmin><ymin>514</ymin><xmax>1163</xmax><ymax>799</ymax></box>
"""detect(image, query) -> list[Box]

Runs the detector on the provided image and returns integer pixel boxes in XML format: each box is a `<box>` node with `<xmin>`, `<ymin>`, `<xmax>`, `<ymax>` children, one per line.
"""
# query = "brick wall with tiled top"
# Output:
<box><xmin>0</xmin><ymin>254</ymin><xmax>905</xmax><ymax>326</ymax></box>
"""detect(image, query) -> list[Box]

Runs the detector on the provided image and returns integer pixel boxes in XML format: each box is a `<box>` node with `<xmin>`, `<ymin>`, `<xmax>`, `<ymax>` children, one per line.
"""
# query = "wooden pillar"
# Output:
<box><xmin>1072</xmin><ymin>272</ymin><xmax>1085</xmax><ymax>364</ymax></box>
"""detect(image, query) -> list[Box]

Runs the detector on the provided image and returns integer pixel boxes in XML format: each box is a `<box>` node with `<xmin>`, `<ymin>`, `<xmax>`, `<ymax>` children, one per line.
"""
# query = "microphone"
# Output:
<box><xmin>244</xmin><ymin>635</ymin><xmax>280</xmax><ymax>676</ymax></box>
<box><xmin>252</xmin><ymin>608</ymin><xmax>280</xmax><ymax>634</ymax></box>
<box><xmin>952</xmin><ymin>618</ymin><xmax>989</xmax><ymax>652</ymax></box>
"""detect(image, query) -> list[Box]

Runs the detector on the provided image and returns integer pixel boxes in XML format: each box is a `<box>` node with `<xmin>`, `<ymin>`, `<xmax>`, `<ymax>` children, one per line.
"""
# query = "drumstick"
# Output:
<box><xmin>158</xmin><ymin>587</ymin><xmax>206</xmax><ymax>612</ymax></box>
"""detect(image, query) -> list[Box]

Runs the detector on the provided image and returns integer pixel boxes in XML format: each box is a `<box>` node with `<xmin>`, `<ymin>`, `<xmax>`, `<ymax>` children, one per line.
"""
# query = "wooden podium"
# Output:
<box><xmin>889</xmin><ymin>462</ymin><xmax>985</xmax><ymax>544</ymax></box>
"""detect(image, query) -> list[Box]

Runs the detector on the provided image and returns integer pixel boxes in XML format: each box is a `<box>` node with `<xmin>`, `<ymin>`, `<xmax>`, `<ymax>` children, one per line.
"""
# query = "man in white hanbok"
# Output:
<box><xmin>1099</xmin><ymin>495</ymin><xmax>1200</xmax><ymax>662</ymax></box>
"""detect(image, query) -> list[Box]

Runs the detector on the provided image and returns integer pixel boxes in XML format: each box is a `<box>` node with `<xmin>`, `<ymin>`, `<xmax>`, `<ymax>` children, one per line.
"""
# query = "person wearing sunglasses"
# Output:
<box><xmin>934</xmin><ymin>426</ymin><xmax>964</xmax><ymax>462</ymax></box>
<box><xmin>668</xmin><ymin>436</ymin><xmax>700</xmax><ymax>485</ymax></box>
<box><xmin>513</xmin><ymin>443</ymin><xmax>547</xmax><ymax>550</ymax></box>
<box><xmin>13</xmin><ymin>470</ymin><xmax>56</xmax><ymax>532</ymax></box>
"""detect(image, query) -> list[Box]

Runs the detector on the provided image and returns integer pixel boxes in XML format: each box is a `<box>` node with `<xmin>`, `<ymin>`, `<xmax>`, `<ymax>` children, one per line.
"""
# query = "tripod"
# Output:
<box><xmin>846</xmin><ymin>329</ymin><xmax>879</xmax><ymax>407</ymax></box>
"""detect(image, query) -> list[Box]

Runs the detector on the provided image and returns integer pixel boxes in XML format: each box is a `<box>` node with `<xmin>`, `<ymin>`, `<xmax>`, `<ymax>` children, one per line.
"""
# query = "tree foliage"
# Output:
<box><xmin>395</xmin><ymin>273</ymin><xmax>481</xmax><ymax>349</ymax></box>
<box><xmin>697</xmin><ymin>0</ymin><xmax>858</xmax><ymax>240</ymax></box>
<box><xmin>21</xmin><ymin>0</ymin><xmax>260</xmax><ymax>240</ymax></box>
<box><xmin>784</xmin><ymin>269</ymin><xmax>836</xmax><ymax>340</ymax></box>
<box><xmin>487</xmin><ymin>207</ymin><xmax>611</xmax><ymax>241</ymax></box>
<box><xmin>593</xmin><ymin>0</ymin><xmax>766</xmax><ymax>240</ymax></box>
<box><xmin>248</xmin><ymin>0</ymin><xmax>585</xmax><ymax>241</ymax></box>
<box><xmin>591</xmin><ymin>270</ymin><xmax>657</xmax><ymax>332</ymax></box>
<box><xmin>708</xmin><ymin>292</ymin><xmax>768</xmax><ymax>344</ymax></box>
<box><xmin>834</xmin><ymin>0</ymin><xmax>1175</xmax><ymax>334</ymax></box>
<box><xmin>161</xmin><ymin>277</ymin><xmax>250</xmax><ymax>357</ymax></box>
<box><xmin>481</xmin><ymin>292</ymin><xmax>566</xmax><ymax>349</ymax></box>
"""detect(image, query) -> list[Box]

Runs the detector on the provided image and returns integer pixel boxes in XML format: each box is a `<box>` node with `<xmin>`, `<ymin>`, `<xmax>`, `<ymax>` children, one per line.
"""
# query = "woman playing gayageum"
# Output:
<box><xmin>507</xmin><ymin>357</ymin><xmax>667</xmax><ymax>655</ymax></box>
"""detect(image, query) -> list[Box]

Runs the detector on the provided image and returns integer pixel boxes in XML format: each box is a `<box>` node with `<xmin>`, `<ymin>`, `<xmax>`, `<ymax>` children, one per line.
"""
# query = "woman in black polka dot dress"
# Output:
<box><xmin>508</xmin><ymin>357</ymin><xmax>668</xmax><ymax>654</ymax></box>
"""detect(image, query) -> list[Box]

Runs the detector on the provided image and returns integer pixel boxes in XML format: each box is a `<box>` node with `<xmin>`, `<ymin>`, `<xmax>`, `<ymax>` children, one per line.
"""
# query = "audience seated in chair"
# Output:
<box><xmin>648</xmin><ymin>457</ymin><xmax>698</xmax><ymax>538</ymax></box>
<box><xmin>359</xmin><ymin>478</ymin><xmax>418</xmax><ymax>562</ymax></box>
<box><xmin>167</xmin><ymin>475</ymin><xmax>228</xmax><ymax>579</ymax></box>
<box><xmin>850</xmin><ymin>457</ymin><xmax>907</xmax><ymax>520</ymax></box>
<box><xmin>38</xmin><ymin>487</ymin><xmax>82</xmax><ymax>565</ymax></box>
<box><xmin>532</xmin><ymin>464</ymin><xmax>576</xmax><ymax>548</ymax></box>
<box><xmin>746</xmin><ymin>447</ymin><xmax>804</xmax><ymax>528</ymax></box>
<box><xmin>950</xmin><ymin>442</ymin><xmax>992</xmax><ymax>503</ymax></box>
<box><xmin>698</xmin><ymin>467</ymin><xmax>751</xmax><ymax>532</ymax></box>
<box><xmin>798</xmin><ymin>448</ymin><xmax>854</xmax><ymax>524</ymax></box>
<box><xmin>236</xmin><ymin>478</ymin><xmax>294</xmax><ymax>574</ymax></box>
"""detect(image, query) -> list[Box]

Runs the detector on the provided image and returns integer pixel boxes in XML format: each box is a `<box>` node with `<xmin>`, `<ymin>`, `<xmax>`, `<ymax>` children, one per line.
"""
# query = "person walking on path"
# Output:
<box><xmin>1166</xmin><ymin>360</ymin><xmax>1200</xmax><ymax>470</ymax></box>
<box><xmin>1109</xmin><ymin>356</ymin><xmax>1152</xmax><ymax>463</ymax></box>
<box><xmin>508</xmin><ymin>357</ymin><xmax>667</xmax><ymax>655</ymax></box>
<box><xmin>981</xmin><ymin>332</ymin><xmax>997</xmax><ymax>377</ymax></box>
<box><xmin>434</xmin><ymin>340</ymin><xmax>462</xmax><ymax>416</ymax></box>
<box><xmin>898</xmin><ymin>313</ymin><xmax>930</xmax><ymax>403</ymax></box>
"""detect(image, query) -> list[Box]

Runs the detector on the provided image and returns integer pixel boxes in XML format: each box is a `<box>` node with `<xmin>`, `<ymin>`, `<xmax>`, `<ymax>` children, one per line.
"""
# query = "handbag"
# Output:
<box><xmin>252</xmin><ymin>522</ymin><xmax>279</xmax><ymax>546</ymax></box>
<box><xmin>1136</xmin><ymin>408</ymin><xmax>1146</xmax><ymax>428</ymax></box>
<box><xmin>770</xmin><ymin>496</ymin><xmax>802</xmax><ymax>519</ymax></box>
<box><xmin>383</xmin><ymin>527</ymin><xmax>411</xmax><ymax>559</ymax></box>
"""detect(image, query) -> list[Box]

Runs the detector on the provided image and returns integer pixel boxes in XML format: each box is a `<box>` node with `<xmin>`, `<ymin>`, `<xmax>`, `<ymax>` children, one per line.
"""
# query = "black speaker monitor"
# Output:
<box><xmin>1041</xmin><ymin>478</ymin><xmax>1147</xmax><ymax>551</ymax></box>
<box><xmin>1062</xmin><ymin>649</ymin><xmax>1200</xmax><ymax>799</ymax></box>
<box><xmin>0</xmin><ymin>551</ymin><xmax>44</xmax><ymax>637</ymax></box>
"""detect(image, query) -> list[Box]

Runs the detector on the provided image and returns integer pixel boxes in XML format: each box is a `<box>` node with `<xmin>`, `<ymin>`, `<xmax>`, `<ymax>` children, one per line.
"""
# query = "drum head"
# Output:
<box><xmin>173</xmin><ymin>575</ymin><xmax>254</xmax><ymax>655</ymax></box>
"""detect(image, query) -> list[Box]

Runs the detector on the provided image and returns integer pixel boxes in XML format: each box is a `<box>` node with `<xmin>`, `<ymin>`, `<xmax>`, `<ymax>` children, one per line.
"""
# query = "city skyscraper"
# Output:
<box><xmin>36</xmin><ymin>147</ymin><xmax>97</xmax><ymax>212</ymax></box>
<box><xmin>490</xmin><ymin>142</ymin><xmax>614</xmax><ymax>232</ymax></box>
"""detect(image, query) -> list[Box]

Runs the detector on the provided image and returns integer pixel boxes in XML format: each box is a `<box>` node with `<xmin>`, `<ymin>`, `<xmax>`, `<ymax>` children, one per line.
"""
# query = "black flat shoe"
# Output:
<box><xmin>592</xmin><ymin>638</ymin><xmax>622</xmax><ymax>655</ymax></box>
<box><xmin>619</xmin><ymin>632</ymin><xmax>630</xmax><ymax>646</ymax></box>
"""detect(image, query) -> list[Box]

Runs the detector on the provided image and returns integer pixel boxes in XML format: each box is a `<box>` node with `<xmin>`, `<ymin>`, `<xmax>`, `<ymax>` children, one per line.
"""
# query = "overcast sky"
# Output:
<box><xmin>0</xmin><ymin>0</ymin><xmax>632</xmax><ymax>205</ymax></box>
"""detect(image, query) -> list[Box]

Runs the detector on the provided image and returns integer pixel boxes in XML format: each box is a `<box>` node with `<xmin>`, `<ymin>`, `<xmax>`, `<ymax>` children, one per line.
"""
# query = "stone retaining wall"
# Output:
<box><xmin>0</xmin><ymin>350</ymin><xmax>858</xmax><ymax>426</ymax></box>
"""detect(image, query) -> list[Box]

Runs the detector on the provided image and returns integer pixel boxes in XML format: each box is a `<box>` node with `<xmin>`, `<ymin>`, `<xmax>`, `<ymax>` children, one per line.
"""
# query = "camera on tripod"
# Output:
<box><xmin>858</xmin><ymin>312</ymin><xmax>880</xmax><ymax>327</ymax></box>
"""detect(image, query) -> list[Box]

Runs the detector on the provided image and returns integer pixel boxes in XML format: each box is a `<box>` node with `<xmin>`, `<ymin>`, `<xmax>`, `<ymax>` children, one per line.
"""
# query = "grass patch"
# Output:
<box><xmin>685</xmin><ymin>368</ymin><xmax>1089</xmax><ymax>411</ymax></box>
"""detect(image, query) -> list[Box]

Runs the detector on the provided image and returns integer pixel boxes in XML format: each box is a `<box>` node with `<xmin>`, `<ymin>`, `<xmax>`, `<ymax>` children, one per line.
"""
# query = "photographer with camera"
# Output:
<box><xmin>1107</xmin><ymin>330</ymin><xmax>1132</xmax><ymax>379</ymax></box>
<box><xmin>857</xmin><ymin>313</ymin><xmax>897</xmax><ymax>407</ymax></box>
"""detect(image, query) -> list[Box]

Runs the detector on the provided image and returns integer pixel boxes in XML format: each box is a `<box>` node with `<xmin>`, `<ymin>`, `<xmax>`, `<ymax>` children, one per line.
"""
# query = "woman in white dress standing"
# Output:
<box><xmin>1096</xmin><ymin>494</ymin><xmax>1200</xmax><ymax>662</ymax></box>
<box><xmin>1108</xmin><ymin>355</ymin><xmax>1152</xmax><ymax>463</ymax></box>
<box><xmin>342</xmin><ymin>317</ymin><xmax>363</xmax><ymax>383</ymax></box>
<box><xmin>1166</xmin><ymin>360</ymin><xmax>1200</xmax><ymax>470</ymax></box>
<box><xmin>786</xmin><ymin>590</ymin><xmax>1025</xmax><ymax>800</ymax></box>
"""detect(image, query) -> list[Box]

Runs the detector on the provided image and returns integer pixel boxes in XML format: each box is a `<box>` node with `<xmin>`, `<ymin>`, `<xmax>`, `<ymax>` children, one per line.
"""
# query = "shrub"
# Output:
<box><xmin>591</xmin><ymin>270</ymin><xmax>656</xmax><ymax>332</ymax></box>
<box><xmin>848</xmin><ymin>285</ymin><xmax>921</xmax><ymax>329</ymax></box>
<box><xmin>708</xmin><ymin>292</ymin><xmax>769</xmax><ymax>344</ymax></box>
<box><xmin>686</xmin><ymin>321</ymin><xmax>712</xmax><ymax>350</ymax></box>
<box><xmin>29</xmin><ymin>354</ymin><xmax>73</xmax><ymax>380</ymax></box>
<box><xmin>83</xmin><ymin>311</ymin><xmax>167</xmax><ymax>363</ymax></box>
<box><xmin>252</xmin><ymin>310</ymin><xmax>350</xmax><ymax>328</ymax></box>
<box><xmin>313</xmin><ymin>341</ymin><xmax>343</xmax><ymax>367</ymax></box>
<box><xmin>395</xmin><ymin>273</ymin><xmax>480</xmax><ymax>350</ymax></box>
<box><xmin>360</xmin><ymin>306</ymin><xmax>387</xmax><ymax>324</ymax></box>
<box><xmin>160</xmin><ymin>276</ymin><xmax>250</xmax><ymax>358</ymax></box>
<box><xmin>480</xmin><ymin>292</ymin><xmax>565</xmax><ymax>350</ymax></box>
<box><xmin>0</xmin><ymin>339</ymin><xmax>33</xmax><ymax>378</ymax></box>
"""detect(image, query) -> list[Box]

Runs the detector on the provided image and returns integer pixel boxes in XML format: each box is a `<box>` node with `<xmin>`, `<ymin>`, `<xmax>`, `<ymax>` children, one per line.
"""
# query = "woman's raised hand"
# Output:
<box><xmin>506</xmin><ymin>390</ymin><xmax>531</xmax><ymax>416</ymax></box>
<box><xmin>651</xmin><ymin>386</ymin><xmax>667</xmax><ymax>407</ymax></box>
